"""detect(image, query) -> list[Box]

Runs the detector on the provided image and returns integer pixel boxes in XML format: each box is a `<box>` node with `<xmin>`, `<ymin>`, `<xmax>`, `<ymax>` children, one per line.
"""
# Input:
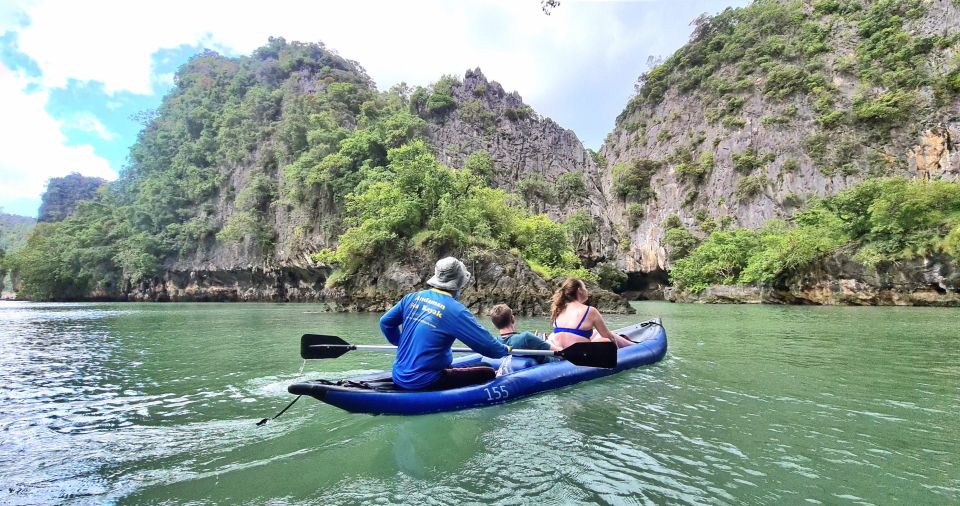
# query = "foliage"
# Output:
<box><xmin>672</xmin><ymin>177</ymin><xmax>960</xmax><ymax>292</ymax></box>
<box><xmin>563</xmin><ymin>211</ymin><xmax>594</xmax><ymax>246</ymax></box>
<box><xmin>38</xmin><ymin>173</ymin><xmax>107</xmax><ymax>223</ymax></box>
<box><xmin>458</xmin><ymin>100</ymin><xmax>496</xmax><ymax>131</ymax></box>
<box><xmin>217</xmin><ymin>174</ymin><xmax>277</xmax><ymax>247</ymax></box>
<box><xmin>11</xmin><ymin>38</ymin><xmax>594</xmax><ymax>298</ymax></box>
<box><xmin>852</xmin><ymin>89</ymin><xmax>918</xmax><ymax>124</ymax></box>
<box><xmin>612</xmin><ymin>159</ymin><xmax>661</xmax><ymax>202</ymax></box>
<box><xmin>627</xmin><ymin>203</ymin><xmax>645</xmax><ymax>226</ymax></box>
<box><xmin>424</xmin><ymin>75</ymin><xmax>459</xmax><ymax>116</ymax></box>
<box><xmin>317</xmin><ymin>141</ymin><xmax>588</xmax><ymax>279</ymax></box>
<box><xmin>735</xmin><ymin>175</ymin><xmax>768</xmax><ymax>202</ymax></box>
<box><xmin>517</xmin><ymin>174</ymin><xmax>556</xmax><ymax>205</ymax></box>
<box><xmin>663</xmin><ymin>225</ymin><xmax>699</xmax><ymax>261</ymax></box>
<box><xmin>732</xmin><ymin>147</ymin><xmax>773</xmax><ymax>174</ymax></box>
<box><xmin>556</xmin><ymin>171</ymin><xmax>587</xmax><ymax>201</ymax></box>
<box><xmin>593</xmin><ymin>262</ymin><xmax>628</xmax><ymax>292</ymax></box>
<box><xmin>587</xmin><ymin>149</ymin><xmax>608</xmax><ymax>169</ymax></box>
<box><xmin>673</xmin><ymin>148</ymin><xmax>713</xmax><ymax>185</ymax></box>
<box><xmin>0</xmin><ymin>214</ymin><xmax>36</xmax><ymax>254</ymax></box>
<box><xmin>504</xmin><ymin>105</ymin><xmax>535</xmax><ymax>122</ymax></box>
<box><xmin>463</xmin><ymin>150</ymin><xmax>494</xmax><ymax>184</ymax></box>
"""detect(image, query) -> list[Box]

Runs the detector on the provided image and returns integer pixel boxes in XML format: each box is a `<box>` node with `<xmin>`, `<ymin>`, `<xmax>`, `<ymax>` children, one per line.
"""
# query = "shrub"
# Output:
<box><xmin>735</xmin><ymin>175</ymin><xmax>768</xmax><ymax>202</ymax></box>
<box><xmin>505</xmin><ymin>105</ymin><xmax>534</xmax><ymax>122</ymax></box>
<box><xmin>763</xmin><ymin>63</ymin><xmax>806</xmax><ymax>100</ymax></box>
<box><xmin>457</xmin><ymin>100</ymin><xmax>495</xmax><ymax>131</ymax></box>
<box><xmin>853</xmin><ymin>90</ymin><xmax>917</xmax><ymax>123</ymax></box>
<box><xmin>627</xmin><ymin>203</ymin><xmax>645</xmax><ymax>226</ymax></box>
<box><xmin>670</xmin><ymin>229</ymin><xmax>762</xmax><ymax>292</ymax></box>
<box><xmin>594</xmin><ymin>262</ymin><xmax>628</xmax><ymax>292</ymax></box>
<box><xmin>663</xmin><ymin>213</ymin><xmax>682</xmax><ymax>229</ymax></box>
<box><xmin>517</xmin><ymin>174</ymin><xmax>556</xmax><ymax>204</ymax></box>
<box><xmin>426</xmin><ymin>92</ymin><xmax>456</xmax><ymax>116</ymax></box>
<box><xmin>588</xmin><ymin>149</ymin><xmax>608</xmax><ymax>169</ymax></box>
<box><xmin>675</xmin><ymin>151</ymin><xmax>713</xmax><ymax>185</ymax></box>
<box><xmin>782</xmin><ymin>158</ymin><xmax>800</xmax><ymax>173</ymax></box>
<box><xmin>732</xmin><ymin>148</ymin><xmax>771</xmax><ymax>174</ymax></box>
<box><xmin>563</xmin><ymin>211</ymin><xmax>595</xmax><ymax>246</ymax></box>
<box><xmin>663</xmin><ymin>226</ymin><xmax>699</xmax><ymax>261</ymax></box>
<box><xmin>464</xmin><ymin>150</ymin><xmax>494</xmax><ymax>184</ymax></box>
<box><xmin>816</xmin><ymin>109</ymin><xmax>846</xmax><ymax>129</ymax></box>
<box><xmin>612</xmin><ymin>159</ymin><xmax>661</xmax><ymax>202</ymax></box>
<box><xmin>556</xmin><ymin>171</ymin><xmax>587</xmax><ymax>201</ymax></box>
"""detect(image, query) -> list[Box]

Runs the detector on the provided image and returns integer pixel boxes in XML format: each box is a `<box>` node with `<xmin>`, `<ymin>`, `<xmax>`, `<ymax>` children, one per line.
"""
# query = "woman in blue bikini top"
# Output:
<box><xmin>548</xmin><ymin>277</ymin><xmax>635</xmax><ymax>350</ymax></box>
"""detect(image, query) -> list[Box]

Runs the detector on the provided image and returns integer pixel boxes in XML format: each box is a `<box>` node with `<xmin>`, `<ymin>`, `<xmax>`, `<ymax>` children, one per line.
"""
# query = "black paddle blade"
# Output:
<box><xmin>301</xmin><ymin>334</ymin><xmax>352</xmax><ymax>359</ymax></box>
<box><xmin>559</xmin><ymin>341</ymin><xmax>618</xmax><ymax>369</ymax></box>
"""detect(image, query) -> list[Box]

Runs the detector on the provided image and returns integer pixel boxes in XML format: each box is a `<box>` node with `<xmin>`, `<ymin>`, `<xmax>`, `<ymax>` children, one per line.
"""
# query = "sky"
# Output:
<box><xmin>0</xmin><ymin>0</ymin><xmax>748</xmax><ymax>217</ymax></box>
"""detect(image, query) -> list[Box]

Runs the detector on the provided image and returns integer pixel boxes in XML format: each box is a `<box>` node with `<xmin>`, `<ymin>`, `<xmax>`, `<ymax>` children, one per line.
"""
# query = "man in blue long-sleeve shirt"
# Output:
<box><xmin>380</xmin><ymin>257</ymin><xmax>511</xmax><ymax>390</ymax></box>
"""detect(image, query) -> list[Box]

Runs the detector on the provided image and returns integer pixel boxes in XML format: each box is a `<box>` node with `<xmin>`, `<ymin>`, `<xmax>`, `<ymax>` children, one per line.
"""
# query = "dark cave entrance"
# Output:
<box><xmin>621</xmin><ymin>268</ymin><xmax>670</xmax><ymax>300</ymax></box>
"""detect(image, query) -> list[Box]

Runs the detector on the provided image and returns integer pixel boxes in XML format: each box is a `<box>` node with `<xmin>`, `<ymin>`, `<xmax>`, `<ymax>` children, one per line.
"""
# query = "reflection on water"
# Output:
<box><xmin>0</xmin><ymin>301</ymin><xmax>958</xmax><ymax>504</ymax></box>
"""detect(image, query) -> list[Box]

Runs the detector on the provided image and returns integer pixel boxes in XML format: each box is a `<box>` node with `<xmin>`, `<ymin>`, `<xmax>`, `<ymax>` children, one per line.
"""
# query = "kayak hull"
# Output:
<box><xmin>288</xmin><ymin>319</ymin><xmax>667</xmax><ymax>415</ymax></box>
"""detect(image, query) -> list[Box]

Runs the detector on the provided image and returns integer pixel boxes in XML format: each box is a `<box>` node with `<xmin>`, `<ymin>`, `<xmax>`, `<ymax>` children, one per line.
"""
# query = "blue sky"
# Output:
<box><xmin>0</xmin><ymin>0</ymin><xmax>747</xmax><ymax>217</ymax></box>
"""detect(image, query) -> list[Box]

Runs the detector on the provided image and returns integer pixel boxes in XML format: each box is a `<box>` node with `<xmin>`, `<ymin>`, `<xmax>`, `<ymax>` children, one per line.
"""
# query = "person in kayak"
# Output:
<box><xmin>547</xmin><ymin>278</ymin><xmax>635</xmax><ymax>349</ymax></box>
<box><xmin>380</xmin><ymin>257</ymin><xmax>512</xmax><ymax>390</ymax></box>
<box><xmin>488</xmin><ymin>304</ymin><xmax>560</xmax><ymax>364</ymax></box>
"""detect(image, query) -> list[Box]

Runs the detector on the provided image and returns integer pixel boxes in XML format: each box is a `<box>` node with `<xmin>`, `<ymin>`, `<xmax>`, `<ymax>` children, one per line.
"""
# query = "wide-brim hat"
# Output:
<box><xmin>427</xmin><ymin>257</ymin><xmax>472</xmax><ymax>292</ymax></box>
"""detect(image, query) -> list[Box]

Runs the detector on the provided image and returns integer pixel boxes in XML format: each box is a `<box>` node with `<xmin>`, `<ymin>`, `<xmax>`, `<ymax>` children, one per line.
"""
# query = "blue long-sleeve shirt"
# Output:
<box><xmin>380</xmin><ymin>289</ymin><xmax>510</xmax><ymax>390</ymax></box>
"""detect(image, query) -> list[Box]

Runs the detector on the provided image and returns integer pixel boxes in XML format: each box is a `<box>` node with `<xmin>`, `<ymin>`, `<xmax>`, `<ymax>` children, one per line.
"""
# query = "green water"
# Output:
<box><xmin>0</xmin><ymin>301</ymin><xmax>957</xmax><ymax>505</ymax></box>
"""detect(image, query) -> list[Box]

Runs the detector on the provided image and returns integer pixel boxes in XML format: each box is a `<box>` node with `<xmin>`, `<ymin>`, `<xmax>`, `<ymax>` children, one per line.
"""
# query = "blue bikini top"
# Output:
<box><xmin>553</xmin><ymin>306</ymin><xmax>592</xmax><ymax>338</ymax></box>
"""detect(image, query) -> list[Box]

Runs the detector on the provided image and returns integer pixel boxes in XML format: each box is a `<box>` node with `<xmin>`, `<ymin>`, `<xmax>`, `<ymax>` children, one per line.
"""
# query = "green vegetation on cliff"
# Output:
<box><xmin>311</xmin><ymin>139</ymin><xmax>590</xmax><ymax>282</ymax></box>
<box><xmin>616</xmin><ymin>0</ymin><xmax>960</xmax><ymax>180</ymax></box>
<box><xmin>671</xmin><ymin>178</ymin><xmax>960</xmax><ymax>292</ymax></box>
<box><xmin>0</xmin><ymin>213</ymin><xmax>36</xmax><ymax>289</ymax></box>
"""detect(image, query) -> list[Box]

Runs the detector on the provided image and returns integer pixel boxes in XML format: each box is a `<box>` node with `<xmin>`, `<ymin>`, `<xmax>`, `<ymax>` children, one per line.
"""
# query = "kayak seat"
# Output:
<box><xmin>479</xmin><ymin>355</ymin><xmax>539</xmax><ymax>371</ymax></box>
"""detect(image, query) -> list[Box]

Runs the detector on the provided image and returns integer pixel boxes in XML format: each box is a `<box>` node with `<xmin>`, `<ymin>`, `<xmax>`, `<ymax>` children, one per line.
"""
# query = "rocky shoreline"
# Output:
<box><xmin>61</xmin><ymin>250</ymin><xmax>637</xmax><ymax>316</ymax></box>
<box><xmin>9</xmin><ymin>252</ymin><xmax>958</xmax><ymax>309</ymax></box>
<box><xmin>667</xmin><ymin>253</ymin><xmax>960</xmax><ymax>306</ymax></box>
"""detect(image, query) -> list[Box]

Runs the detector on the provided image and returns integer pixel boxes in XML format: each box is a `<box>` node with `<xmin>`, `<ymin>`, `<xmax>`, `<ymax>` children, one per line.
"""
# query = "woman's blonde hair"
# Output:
<box><xmin>550</xmin><ymin>278</ymin><xmax>584</xmax><ymax>322</ymax></box>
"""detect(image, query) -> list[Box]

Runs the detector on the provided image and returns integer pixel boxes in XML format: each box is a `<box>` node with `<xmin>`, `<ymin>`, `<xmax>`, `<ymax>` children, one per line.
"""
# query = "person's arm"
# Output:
<box><xmin>453</xmin><ymin>308</ymin><xmax>510</xmax><ymax>358</ymax></box>
<box><xmin>589</xmin><ymin>309</ymin><xmax>622</xmax><ymax>346</ymax></box>
<box><xmin>379</xmin><ymin>297</ymin><xmax>406</xmax><ymax>346</ymax></box>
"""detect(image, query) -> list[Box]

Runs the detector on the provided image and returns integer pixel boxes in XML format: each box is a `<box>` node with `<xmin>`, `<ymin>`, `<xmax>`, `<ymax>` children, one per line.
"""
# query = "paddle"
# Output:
<box><xmin>300</xmin><ymin>334</ymin><xmax>618</xmax><ymax>369</ymax></box>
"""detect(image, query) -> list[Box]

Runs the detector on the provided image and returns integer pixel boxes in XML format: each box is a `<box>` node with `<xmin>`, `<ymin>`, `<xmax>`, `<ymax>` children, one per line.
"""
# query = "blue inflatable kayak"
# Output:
<box><xmin>288</xmin><ymin>319</ymin><xmax>667</xmax><ymax>415</ymax></box>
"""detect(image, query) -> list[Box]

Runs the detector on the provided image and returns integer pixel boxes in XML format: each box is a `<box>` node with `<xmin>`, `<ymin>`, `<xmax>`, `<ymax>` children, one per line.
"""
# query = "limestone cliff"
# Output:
<box><xmin>602</xmin><ymin>0</ymin><xmax>960</xmax><ymax>279</ymax></box>
<box><xmin>63</xmin><ymin>40</ymin><xmax>632</xmax><ymax>312</ymax></box>
<box><xmin>425</xmin><ymin>69</ymin><xmax>618</xmax><ymax>262</ymax></box>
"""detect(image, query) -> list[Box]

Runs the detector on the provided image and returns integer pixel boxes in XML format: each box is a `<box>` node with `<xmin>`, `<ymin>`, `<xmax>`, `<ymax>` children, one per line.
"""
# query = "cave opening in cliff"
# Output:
<box><xmin>622</xmin><ymin>268</ymin><xmax>670</xmax><ymax>300</ymax></box>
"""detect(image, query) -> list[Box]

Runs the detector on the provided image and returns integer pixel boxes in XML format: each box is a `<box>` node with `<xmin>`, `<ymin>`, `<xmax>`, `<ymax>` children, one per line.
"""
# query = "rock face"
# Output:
<box><xmin>427</xmin><ymin>69</ymin><xmax>618</xmax><ymax>263</ymax></box>
<box><xmin>121</xmin><ymin>249</ymin><xmax>634</xmax><ymax>315</ymax></box>
<box><xmin>108</xmin><ymin>64</ymin><xmax>634</xmax><ymax>313</ymax></box>
<box><xmin>669</xmin><ymin>253</ymin><xmax>960</xmax><ymax>306</ymax></box>
<box><xmin>601</xmin><ymin>0</ymin><xmax>960</xmax><ymax>276</ymax></box>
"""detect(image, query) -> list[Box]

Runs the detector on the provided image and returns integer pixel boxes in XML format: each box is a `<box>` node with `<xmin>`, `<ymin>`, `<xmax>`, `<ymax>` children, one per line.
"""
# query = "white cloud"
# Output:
<box><xmin>8</xmin><ymin>0</ymin><xmax>676</xmax><ymax>100</ymax></box>
<box><xmin>0</xmin><ymin>63</ymin><xmax>115</xmax><ymax>204</ymax></box>
<box><xmin>64</xmin><ymin>112</ymin><xmax>116</xmax><ymax>141</ymax></box>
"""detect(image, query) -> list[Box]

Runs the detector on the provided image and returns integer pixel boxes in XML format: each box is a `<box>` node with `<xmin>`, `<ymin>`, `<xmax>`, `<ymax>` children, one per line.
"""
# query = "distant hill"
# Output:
<box><xmin>1</xmin><ymin>213</ymin><xmax>36</xmax><ymax>293</ymax></box>
<box><xmin>0</xmin><ymin>213</ymin><xmax>36</xmax><ymax>253</ymax></box>
<box><xmin>38</xmin><ymin>172</ymin><xmax>107</xmax><ymax>223</ymax></box>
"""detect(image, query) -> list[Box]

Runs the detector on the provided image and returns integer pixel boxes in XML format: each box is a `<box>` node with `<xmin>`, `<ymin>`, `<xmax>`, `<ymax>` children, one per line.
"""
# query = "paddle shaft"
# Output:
<box><xmin>309</xmin><ymin>344</ymin><xmax>556</xmax><ymax>357</ymax></box>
